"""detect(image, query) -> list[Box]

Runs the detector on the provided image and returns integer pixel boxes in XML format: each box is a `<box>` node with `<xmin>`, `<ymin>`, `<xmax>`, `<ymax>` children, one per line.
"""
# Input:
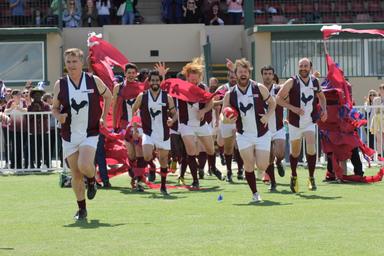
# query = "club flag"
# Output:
<box><xmin>161</xmin><ymin>78</ymin><xmax>215</xmax><ymax>103</ymax></box>
<box><xmin>87</xmin><ymin>32</ymin><xmax>129</xmax><ymax>91</ymax></box>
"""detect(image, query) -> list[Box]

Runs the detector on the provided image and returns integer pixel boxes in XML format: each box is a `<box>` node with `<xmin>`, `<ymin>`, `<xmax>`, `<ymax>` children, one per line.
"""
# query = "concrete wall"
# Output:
<box><xmin>62</xmin><ymin>27</ymin><xmax>103</xmax><ymax>59</ymax></box>
<box><xmin>61</xmin><ymin>24</ymin><xmax>207</xmax><ymax>76</ymax></box>
<box><xmin>205</xmin><ymin>25</ymin><xmax>243</xmax><ymax>64</ymax></box>
<box><xmin>349</xmin><ymin>77</ymin><xmax>384</xmax><ymax>105</ymax></box>
<box><xmin>46</xmin><ymin>32</ymin><xmax>63</xmax><ymax>87</ymax></box>
<box><xmin>103</xmin><ymin>24</ymin><xmax>206</xmax><ymax>63</ymax></box>
<box><xmin>253</xmin><ymin>32</ymin><xmax>271</xmax><ymax>82</ymax></box>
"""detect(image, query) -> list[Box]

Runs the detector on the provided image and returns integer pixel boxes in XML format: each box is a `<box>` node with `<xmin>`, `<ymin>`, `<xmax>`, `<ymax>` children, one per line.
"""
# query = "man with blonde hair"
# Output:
<box><xmin>177</xmin><ymin>57</ymin><xmax>222</xmax><ymax>189</ymax></box>
<box><xmin>222</xmin><ymin>58</ymin><xmax>276</xmax><ymax>202</ymax></box>
<box><xmin>52</xmin><ymin>48</ymin><xmax>112</xmax><ymax>220</ymax></box>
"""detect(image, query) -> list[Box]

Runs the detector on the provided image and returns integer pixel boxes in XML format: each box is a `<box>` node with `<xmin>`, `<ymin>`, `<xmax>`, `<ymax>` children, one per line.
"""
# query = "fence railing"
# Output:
<box><xmin>0</xmin><ymin>111</ymin><xmax>63</xmax><ymax>173</ymax></box>
<box><xmin>272</xmin><ymin>38</ymin><xmax>384</xmax><ymax>79</ymax></box>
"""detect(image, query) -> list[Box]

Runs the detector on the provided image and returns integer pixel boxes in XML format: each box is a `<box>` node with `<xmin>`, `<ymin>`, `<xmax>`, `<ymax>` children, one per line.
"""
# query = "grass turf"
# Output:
<box><xmin>0</xmin><ymin>167</ymin><xmax>383</xmax><ymax>256</ymax></box>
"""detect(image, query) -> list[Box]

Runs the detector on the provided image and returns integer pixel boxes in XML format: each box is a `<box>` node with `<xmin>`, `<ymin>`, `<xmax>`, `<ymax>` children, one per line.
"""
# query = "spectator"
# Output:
<box><xmin>226</xmin><ymin>0</ymin><xmax>242</xmax><ymax>25</ymax></box>
<box><xmin>379</xmin><ymin>84</ymin><xmax>384</xmax><ymax>103</ymax></box>
<box><xmin>370</xmin><ymin>96</ymin><xmax>384</xmax><ymax>158</ymax></box>
<box><xmin>4</xmin><ymin>89</ymin><xmax>27</xmax><ymax>169</ymax></box>
<box><xmin>304</xmin><ymin>4</ymin><xmax>320</xmax><ymax>24</ymax></box>
<box><xmin>9</xmin><ymin>0</ymin><xmax>25</xmax><ymax>26</ymax></box>
<box><xmin>183</xmin><ymin>0</ymin><xmax>201</xmax><ymax>23</ymax></box>
<box><xmin>23</xmin><ymin>80</ymin><xmax>33</xmax><ymax>106</ymax></box>
<box><xmin>50</xmin><ymin>0</ymin><xmax>66</xmax><ymax>25</ymax></box>
<box><xmin>122</xmin><ymin>0</ymin><xmax>134</xmax><ymax>25</ymax></box>
<box><xmin>201</xmin><ymin>0</ymin><xmax>218</xmax><ymax>15</ymax></box>
<box><xmin>83</xmin><ymin>0</ymin><xmax>99</xmax><ymax>27</ymax></box>
<box><xmin>206</xmin><ymin>2</ymin><xmax>224</xmax><ymax>25</ymax></box>
<box><xmin>137</xmin><ymin>68</ymin><xmax>149</xmax><ymax>82</ymax></box>
<box><xmin>162</xmin><ymin>0</ymin><xmax>183</xmax><ymax>24</ymax></box>
<box><xmin>0</xmin><ymin>82</ymin><xmax>10</xmax><ymax>166</ymax></box>
<box><xmin>5</xmin><ymin>88</ymin><xmax>12</xmax><ymax>102</ymax></box>
<box><xmin>365</xmin><ymin>89</ymin><xmax>378</xmax><ymax>148</ymax></box>
<box><xmin>63</xmin><ymin>0</ymin><xmax>81</xmax><ymax>28</ymax></box>
<box><xmin>132</xmin><ymin>0</ymin><xmax>142</xmax><ymax>24</ymax></box>
<box><xmin>21</xmin><ymin>89</ymin><xmax>31</xmax><ymax>106</ymax></box>
<box><xmin>27</xmin><ymin>84</ymin><xmax>50</xmax><ymax>169</ymax></box>
<box><xmin>96</xmin><ymin>0</ymin><xmax>111</xmax><ymax>26</ymax></box>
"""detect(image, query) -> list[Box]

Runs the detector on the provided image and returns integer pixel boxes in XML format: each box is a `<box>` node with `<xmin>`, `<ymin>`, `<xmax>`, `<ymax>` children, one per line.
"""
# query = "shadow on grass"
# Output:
<box><xmin>0</xmin><ymin>248</ymin><xmax>14</xmax><ymax>250</ymax></box>
<box><xmin>278</xmin><ymin>189</ymin><xmax>296</xmax><ymax>194</ymax></box>
<box><xmin>63</xmin><ymin>219</ymin><xmax>127</xmax><ymax>229</ymax></box>
<box><xmin>233</xmin><ymin>200</ymin><xmax>293</xmax><ymax>207</ymax></box>
<box><xmin>296</xmin><ymin>193</ymin><xmax>342</xmax><ymax>200</ymax></box>
<box><xmin>172</xmin><ymin>185</ymin><xmax>223</xmax><ymax>194</ymax></box>
<box><xmin>105</xmin><ymin>186</ymin><xmax>190</xmax><ymax>199</ymax></box>
<box><xmin>276</xmin><ymin>183</ymin><xmax>290</xmax><ymax>187</ymax></box>
<box><xmin>325</xmin><ymin>180</ymin><xmax>374</xmax><ymax>186</ymax></box>
<box><xmin>223</xmin><ymin>181</ymin><xmax>247</xmax><ymax>186</ymax></box>
<box><xmin>148</xmin><ymin>193</ymin><xmax>184</xmax><ymax>200</ymax></box>
<box><xmin>107</xmin><ymin>186</ymin><xmax>152</xmax><ymax>195</ymax></box>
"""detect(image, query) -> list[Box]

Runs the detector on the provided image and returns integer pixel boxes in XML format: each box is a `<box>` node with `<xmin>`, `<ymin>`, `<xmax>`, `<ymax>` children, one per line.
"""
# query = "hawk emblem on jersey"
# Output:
<box><xmin>71</xmin><ymin>98</ymin><xmax>88</xmax><ymax>114</ymax></box>
<box><xmin>150</xmin><ymin>108</ymin><xmax>161</xmax><ymax>119</ymax></box>
<box><xmin>239</xmin><ymin>102</ymin><xmax>253</xmax><ymax>116</ymax></box>
<box><xmin>301</xmin><ymin>93</ymin><xmax>313</xmax><ymax>106</ymax></box>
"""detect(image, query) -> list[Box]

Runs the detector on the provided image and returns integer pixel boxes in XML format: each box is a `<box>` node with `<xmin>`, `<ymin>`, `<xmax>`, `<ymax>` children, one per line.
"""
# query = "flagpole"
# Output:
<box><xmin>323</xmin><ymin>40</ymin><xmax>329</xmax><ymax>56</ymax></box>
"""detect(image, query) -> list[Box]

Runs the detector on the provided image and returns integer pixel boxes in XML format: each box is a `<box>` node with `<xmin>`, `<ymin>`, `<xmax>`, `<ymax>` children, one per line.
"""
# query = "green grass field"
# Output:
<box><xmin>0</xmin><ymin>167</ymin><xmax>383</xmax><ymax>256</ymax></box>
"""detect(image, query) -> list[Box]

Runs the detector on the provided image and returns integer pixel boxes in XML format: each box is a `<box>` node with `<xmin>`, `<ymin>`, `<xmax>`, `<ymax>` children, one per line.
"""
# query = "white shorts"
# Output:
<box><xmin>170</xmin><ymin>128</ymin><xmax>180</xmax><ymax>135</ymax></box>
<box><xmin>236</xmin><ymin>131</ymin><xmax>271</xmax><ymax>151</ymax></box>
<box><xmin>211</xmin><ymin>124</ymin><xmax>219</xmax><ymax>136</ymax></box>
<box><xmin>179</xmin><ymin>123</ymin><xmax>212</xmax><ymax>137</ymax></box>
<box><xmin>62</xmin><ymin>135</ymin><xmax>99</xmax><ymax>158</ymax></box>
<box><xmin>271</xmin><ymin>128</ymin><xmax>286</xmax><ymax>141</ymax></box>
<box><xmin>142</xmin><ymin>133</ymin><xmax>171</xmax><ymax>150</ymax></box>
<box><xmin>288</xmin><ymin>123</ymin><xmax>316</xmax><ymax>141</ymax></box>
<box><xmin>220</xmin><ymin>123</ymin><xmax>236</xmax><ymax>138</ymax></box>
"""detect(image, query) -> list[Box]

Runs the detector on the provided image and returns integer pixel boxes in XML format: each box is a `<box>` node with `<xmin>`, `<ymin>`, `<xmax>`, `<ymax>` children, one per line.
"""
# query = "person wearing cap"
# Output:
<box><xmin>26</xmin><ymin>82</ymin><xmax>50</xmax><ymax>169</ymax></box>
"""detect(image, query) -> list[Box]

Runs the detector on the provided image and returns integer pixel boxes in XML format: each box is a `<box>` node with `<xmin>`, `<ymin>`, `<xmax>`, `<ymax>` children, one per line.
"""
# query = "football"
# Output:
<box><xmin>223</xmin><ymin>106</ymin><xmax>239</xmax><ymax>120</ymax></box>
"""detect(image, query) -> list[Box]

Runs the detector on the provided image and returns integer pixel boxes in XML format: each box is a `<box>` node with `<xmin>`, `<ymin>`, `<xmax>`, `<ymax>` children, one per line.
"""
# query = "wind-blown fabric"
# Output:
<box><xmin>88</xmin><ymin>33</ymin><xmax>129</xmax><ymax>91</ymax></box>
<box><xmin>87</xmin><ymin>33</ymin><xmax>130</xmax><ymax>179</ymax></box>
<box><xmin>319</xmin><ymin>26</ymin><xmax>381</xmax><ymax>182</ymax></box>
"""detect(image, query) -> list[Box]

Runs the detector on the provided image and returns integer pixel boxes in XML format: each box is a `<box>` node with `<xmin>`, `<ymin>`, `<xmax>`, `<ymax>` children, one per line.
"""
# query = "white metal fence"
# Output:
<box><xmin>0</xmin><ymin>111</ymin><xmax>63</xmax><ymax>174</ymax></box>
<box><xmin>0</xmin><ymin>106</ymin><xmax>382</xmax><ymax>174</ymax></box>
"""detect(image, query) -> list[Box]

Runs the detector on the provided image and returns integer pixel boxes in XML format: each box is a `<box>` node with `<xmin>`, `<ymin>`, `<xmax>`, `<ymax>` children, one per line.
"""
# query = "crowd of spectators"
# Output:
<box><xmin>0</xmin><ymin>80</ymin><xmax>62</xmax><ymax>170</ymax></box>
<box><xmin>161</xmin><ymin>0</ymin><xmax>243</xmax><ymax>25</ymax></box>
<box><xmin>2</xmin><ymin>0</ymin><xmax>246</xmax><ymax>27</ymax></box>
<box><xmin>2</xmin><ymin>0</ymin><xmax>384</xmax><ymax>27</ymax></box>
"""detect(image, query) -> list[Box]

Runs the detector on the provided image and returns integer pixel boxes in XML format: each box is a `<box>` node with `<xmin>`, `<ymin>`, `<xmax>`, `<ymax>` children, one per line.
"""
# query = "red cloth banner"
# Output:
<box><xmin>161</xmin><ymin>78</ymin><xmax>215</xmax><ymax>103</ymax></box>
<box><xmin>88</xmin><ymin>33</ymin><xmax>129</xmax><ymax>91</ymax></box>
<box><xmin>321</xmin><ymin>25</ymin><xmax>384</xmax><ymax>40</ymax></box>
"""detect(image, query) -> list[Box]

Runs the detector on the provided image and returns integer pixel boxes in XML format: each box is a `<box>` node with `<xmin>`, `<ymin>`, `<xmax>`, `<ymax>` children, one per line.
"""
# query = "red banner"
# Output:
<box><xmin>88</xmin><ymin>33</ymin><xmax>129</xmax><ymax>91</ymax></box>
<box><xmin>321</xmin><ymin>25</ymin><xmax>384</xmax><ymax>40</ymax></box>
<box><xmin>161</xmin><ymin>78</ymin><xmax>214</xmax><ymax>103</ymax></box>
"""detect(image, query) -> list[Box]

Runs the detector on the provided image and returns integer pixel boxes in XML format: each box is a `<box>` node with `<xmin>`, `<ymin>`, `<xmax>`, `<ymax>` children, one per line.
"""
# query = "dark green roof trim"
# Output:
<box><xmin>248</xmin><ymin>23</ymin><xmax>384</xmax><ymax>35</ymax></box>
<box><xmin>0</xmin><ymin>27</ymin><xmax>60</xmax><ymax>35</ymax></box>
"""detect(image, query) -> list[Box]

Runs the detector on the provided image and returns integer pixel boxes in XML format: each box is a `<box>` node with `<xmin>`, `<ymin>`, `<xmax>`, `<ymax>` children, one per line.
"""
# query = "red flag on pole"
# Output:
<box><xmin>325</xmin><ymin>54</ymin><xmax>352</xmax><ymax>107</ymax></box>
<box><xmin>87</xmin><ymin>33</ymin><xmax>129</xmax><ymax>91</ymax></box>
<box><xmin>87</xmin><ymin>33</ymin><xmax>131</xmax><ymax>178</ymax></box>
<box><xmin>321</xmin><ymin>25</ymin><xmax>384</xmax><ymax>40</ymax></box>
